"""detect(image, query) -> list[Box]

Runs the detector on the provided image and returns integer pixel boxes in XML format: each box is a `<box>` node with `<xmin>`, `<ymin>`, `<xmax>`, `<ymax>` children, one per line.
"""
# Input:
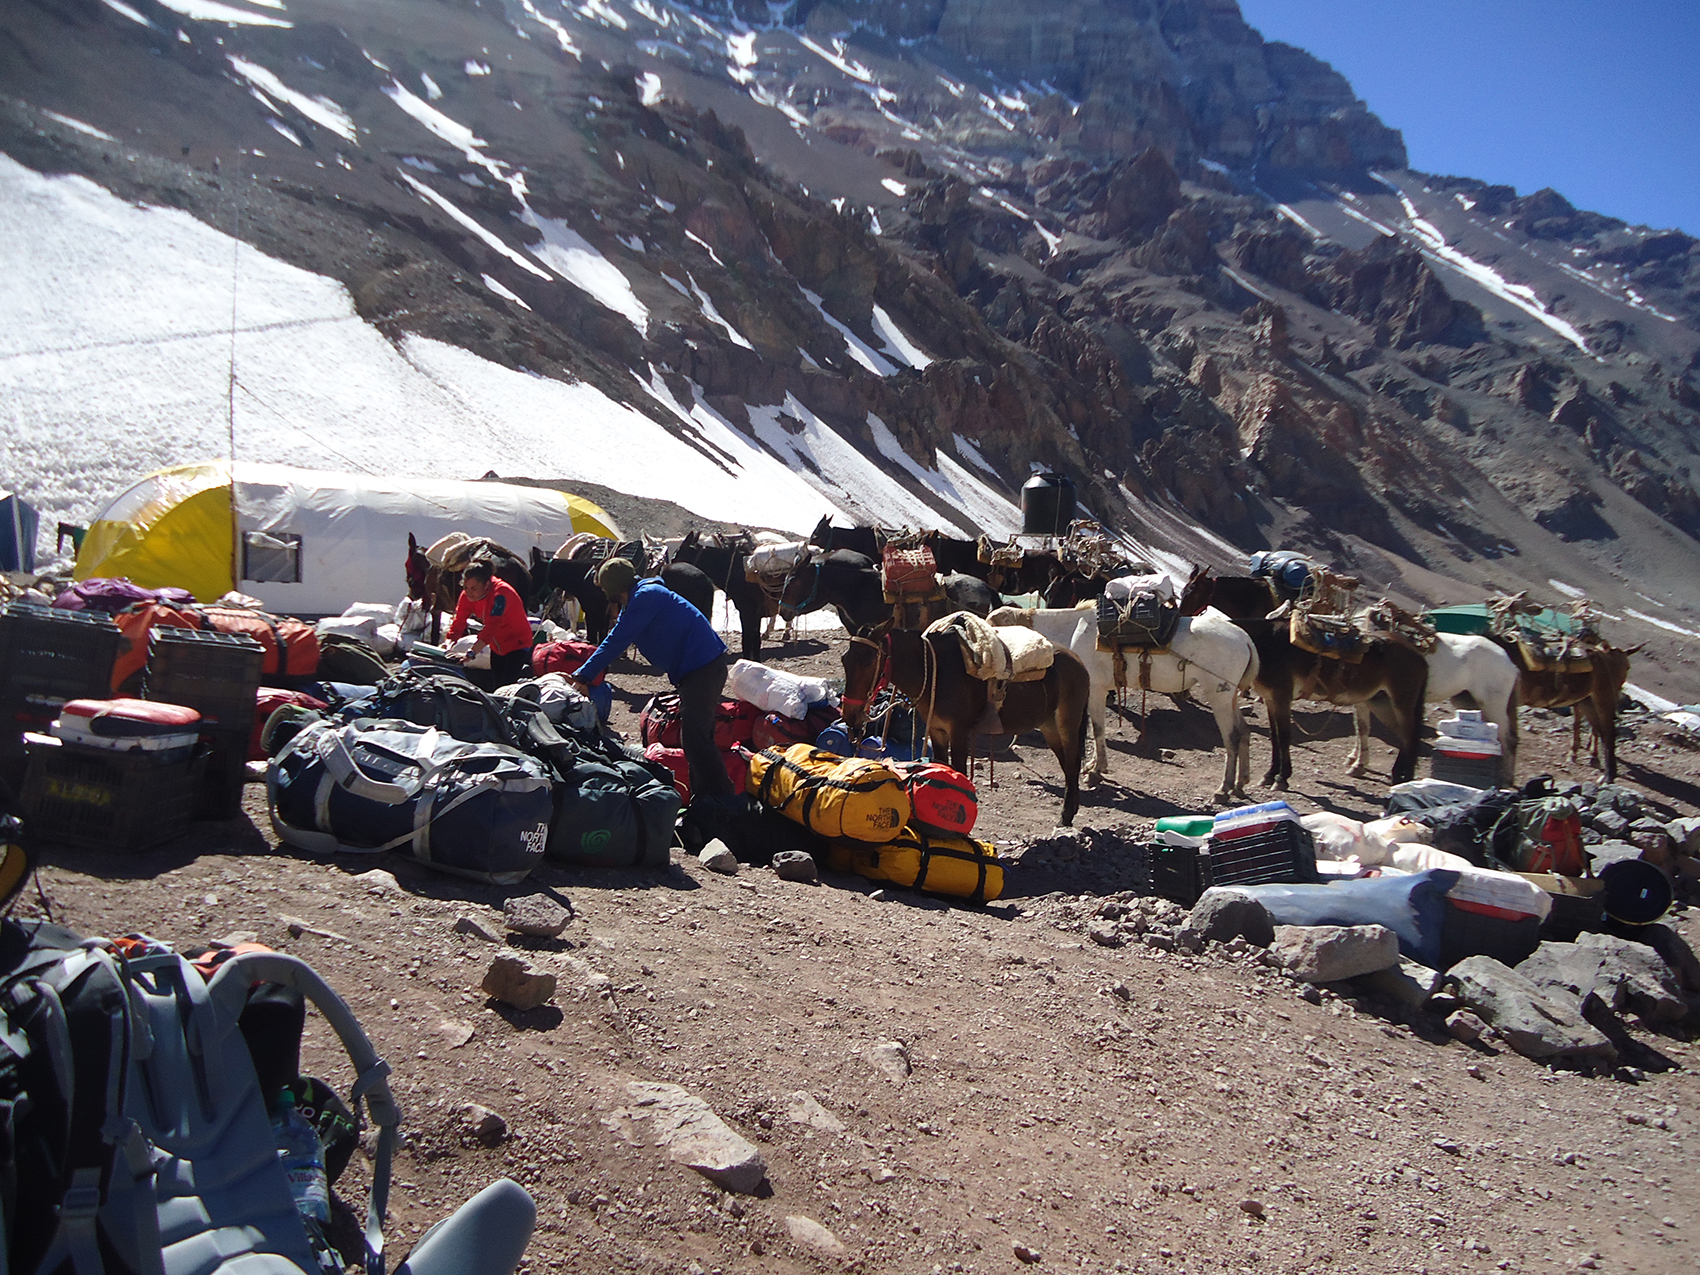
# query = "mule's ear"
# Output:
<box><xmin>1621</xmin><ymin>642</ymin><xmax>1648</xmax><ymax>656</ymax></box>
<box><xmin>408</xmin><ymin>532</ymin><xmax>419</xmax><ymax>553</ymax></box>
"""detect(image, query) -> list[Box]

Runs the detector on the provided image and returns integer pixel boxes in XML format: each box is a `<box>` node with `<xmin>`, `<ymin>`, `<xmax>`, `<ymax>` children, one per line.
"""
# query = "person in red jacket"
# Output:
<box><xmin>445</xmin><ymin>560</ymin><xmax>534</xmax><ymax>689</ymax></box>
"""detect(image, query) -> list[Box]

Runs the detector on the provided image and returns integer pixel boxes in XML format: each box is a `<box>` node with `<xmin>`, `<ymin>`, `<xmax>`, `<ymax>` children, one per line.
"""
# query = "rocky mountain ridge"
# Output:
<box><xmin>3</xmin><ymin>0</ymin><xmax>1699</xmax><ymax>692</ymax></box>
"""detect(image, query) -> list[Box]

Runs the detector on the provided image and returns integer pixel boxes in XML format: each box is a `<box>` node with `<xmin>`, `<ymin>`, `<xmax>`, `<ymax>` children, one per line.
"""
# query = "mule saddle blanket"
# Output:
<box><xmin>926</xmin><ymin>611</ymin><xmax>1055</xmax><ymax>684</ymax></box>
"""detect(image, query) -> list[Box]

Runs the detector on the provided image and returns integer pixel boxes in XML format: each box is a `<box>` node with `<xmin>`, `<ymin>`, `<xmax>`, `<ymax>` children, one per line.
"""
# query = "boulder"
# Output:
<box><xmin>1446</xmin><ymin>956</ymin><xmax>1617</xmax><ymax>1066</ymax></box>
<box><xmin>503</xmin><ymin>894</ymin><xmax>571</xmax><ymax>938</ymax></box>
<box><xmin>771</xmin><ymin>850</ymin><xmax>820</xmax><ymax>883</ymax></box>
<box><xmin>1667</xmin><ymin>816</ymin><xmax>1700</xmax><ymax>856</ymax></box>
<box><xmin>1517</xmin><ymin>935</ymin><xmax>1687</xmax><ymax>1023</ymax></box>
<box><xmin>1354</xmin><ymin>959</ymin><xmax>1442</xmax><ymax>1010</ymax></box>
<box><xmin>699</xmin><ymin>839</ymin><xmax>739</xmax><ymax>875</ymax></box>
<box><xmin>1270</xmin><ymin>924</ymin><xmax>1400</xmax><ymax>982</ymax></box>
<box><xmin>1188</xmin><ymin>890</ymin><xmax>1275</xmax><ymax>947</ymax></box>
<box><xmin>785</xmin><ymin>1215</ymin><xmax>846</xmax><ymax>1256</ymax></box>
<box><xmin>480</xmin><ymin>955</ymin><xmax>557</xmax><ymax>1011</ymax></box>
<box><xmin>870</xmin><ymin>1040</ymin><xmax>912</xmax><ymax>1081</ymax></box>
<box><xmin>624</xmin><ymin>1082</ymin><xmax>767</xmax><ymax>1194</ymax></box>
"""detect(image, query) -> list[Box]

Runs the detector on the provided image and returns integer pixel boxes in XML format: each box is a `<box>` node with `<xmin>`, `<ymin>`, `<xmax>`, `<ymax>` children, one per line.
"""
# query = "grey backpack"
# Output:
<box><xmin>0</xmin><ymin>925</ymin><xmax>534</xmax><ymax>1275</ymax></box>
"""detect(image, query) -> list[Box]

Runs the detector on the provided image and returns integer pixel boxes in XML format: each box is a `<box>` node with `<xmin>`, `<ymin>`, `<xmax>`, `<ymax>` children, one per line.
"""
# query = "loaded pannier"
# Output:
<box><xmin>747</xmin><ymin>744</ymin><xmax>910</xmax><ymax>843</ymax></box>
<box><xmin>828</xmin><ymin>826</ymin><xmax>1004</xmax><ymax>902</ymax></box>
<box><xmin>1096</xmin><ymin>573</ymin><xmax>1179</xmax><ymax>650</ymax></box>
<box><xmin>268</xmin><ymin>718</ymin><xmax>552</xmax><ymax>884</ymax></box>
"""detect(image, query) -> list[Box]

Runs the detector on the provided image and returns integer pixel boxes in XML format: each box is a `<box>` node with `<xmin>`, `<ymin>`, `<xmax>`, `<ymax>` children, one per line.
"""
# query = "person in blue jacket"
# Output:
<box><xmin>566</xmin><ymin>556</ymin><xmax>733</xmax><ymax>799</ymax></box>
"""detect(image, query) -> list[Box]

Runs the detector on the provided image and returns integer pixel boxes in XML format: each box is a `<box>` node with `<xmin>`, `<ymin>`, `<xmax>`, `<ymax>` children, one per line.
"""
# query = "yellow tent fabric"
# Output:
<box><xmin>75</xmin><ymin>462</ymin><xmax>235</xmax><ymax>601</ymax></box>
<box><xmin>76</xmin><ymin>463</ymin><xmax>622</xmax><ymax>611</ymax></box>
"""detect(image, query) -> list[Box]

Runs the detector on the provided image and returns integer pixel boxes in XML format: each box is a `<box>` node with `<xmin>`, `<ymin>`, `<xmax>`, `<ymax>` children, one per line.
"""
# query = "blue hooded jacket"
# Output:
<box><xmin>572</xmin><ymin>579</ymin><xmax>727</xmax><ymax>685</ymax></box>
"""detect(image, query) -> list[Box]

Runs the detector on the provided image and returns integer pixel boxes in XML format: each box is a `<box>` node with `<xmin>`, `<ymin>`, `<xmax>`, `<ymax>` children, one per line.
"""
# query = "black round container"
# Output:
<box><xmin>1599</xmin><ymin>858</ymin><xmax>1673</xmax><ymax>926</ymax></box>
<box><xmin>1021</xmin><ymin>472</ymin><xmax>1076</xmax><ymax>537</ymax></box>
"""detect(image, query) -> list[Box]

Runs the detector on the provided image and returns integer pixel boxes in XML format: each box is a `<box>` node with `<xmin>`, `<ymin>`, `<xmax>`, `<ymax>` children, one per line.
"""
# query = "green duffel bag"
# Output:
<box><xmin>316</xmin><ymin>632</ymin><xmax>391</xmax><ymax>685</ymax></box>
<box><xmin>549</xmin><ymin>755</ymin><xmax>679</xmax><ymax>868</ymax></box>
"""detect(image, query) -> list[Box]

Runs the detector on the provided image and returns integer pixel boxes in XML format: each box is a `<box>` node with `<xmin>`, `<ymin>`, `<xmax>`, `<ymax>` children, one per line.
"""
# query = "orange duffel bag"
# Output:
<box><xmin>199</xmin><ymin>606</ymin><xmax>320</xmax><ymax>678</ymax></box>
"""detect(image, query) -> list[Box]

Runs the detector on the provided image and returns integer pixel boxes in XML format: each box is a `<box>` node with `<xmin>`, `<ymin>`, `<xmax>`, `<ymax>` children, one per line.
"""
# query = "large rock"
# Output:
<box><xmin>785</xmin><ymin>1214</ymin><xmax>846</xmax><ymax>1256</ymax></box>
<box><xmin>1354</xmin><ymin>959</ymin><xmax>1442</xmax><ymax>1010</ymax></box>
<box><xmin>624</xmin><ymin>1082</ymin><xmax>768</xmax><ymax>1194</ymax></box>
<box><xmin>1518</xmin><ymin>935</ymin><xmax>1687</xmax><ymax>1023</ymax></box>
<box><xmin>1188</xmin><ymin>890</ymin><xmax>1275</xmax><ymax>948</ymax></box>
<box><xmin>1446</xmin><ymin>956</ymin><xmax>1617</xmax><ymax>1066</ymax></box>
<box><xmin>503</xmin><ymin>894</ymin><xmax>571</xmax><ymax>938</ymax></box>
<box><xmin>480</xmin><ymin>956</ymin><xmax>557</xmax><ymax>1011</ymax></box>
<box><xmin>771</xmin><ymin>850</ymin><xmax>819</xmax><ymax>883</ymax></box>
<box><xmin>1667</xmin><ymin>816</ymin><xmax>1700</xmax><ymax>856</ymax></box>
<box><xmin>1270</xmin><ymin>924</ymin><xmax>1399</xmax><ymax>982</ymax></box>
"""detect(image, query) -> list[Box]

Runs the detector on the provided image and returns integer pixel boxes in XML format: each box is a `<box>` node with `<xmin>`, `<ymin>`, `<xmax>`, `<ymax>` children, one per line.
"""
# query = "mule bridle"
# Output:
<box><xmin>841</xmin><ymin>631</ymin><xmax>889</xmax><ymax>712</ymax></box>
<box><xmin>781</xmin><ymin>559</ymin><xmax>824</xmax><ymax>621</ymax></box>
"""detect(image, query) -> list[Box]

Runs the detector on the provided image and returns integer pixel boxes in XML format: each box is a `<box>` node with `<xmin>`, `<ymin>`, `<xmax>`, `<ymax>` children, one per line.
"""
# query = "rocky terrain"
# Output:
<box><xmin>24</xmin><ymin>642</ymin><xmax>1700</xmax><ymax>1275</ymax></box>
<box><xmin>4</xmin><ymin>0</ymin><xmax>1700</xmax><ymax>696</ymax></box>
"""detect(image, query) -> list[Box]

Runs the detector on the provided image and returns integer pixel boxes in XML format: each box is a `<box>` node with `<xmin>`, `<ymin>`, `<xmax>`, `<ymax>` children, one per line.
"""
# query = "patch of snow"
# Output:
<box><xmin>726</xmin><ymin>30</ymin><xmax>757</xmax><ymax>68</ymax></box>
<box><xmin>1199</xmin><ymin>158</ymin><xmax>1229</xmax><ymax>175</ymax></box>
<box><xmin>659</xmin><ymin>273</ymin><xmax>690</xmax><ymax>296</ymax></box>
<box><xmin>267</xmin><ymin>119</ymin><xmax>304</xmax><ymax>146</ymax></box>
<box><xmin>383</xmin><ymin>80</ymin><xmax>523</xmax><ymax>199</ymax></box>
<box><xmin>459</xmin><ymin>173</ymin><xmax>485</xmax><ymax>188</ymax></box>
<box><xmin>653</xmin><ymin>195</ymin><xmax>676</xmax><ymax>212</ymax></box>
<box><xmin>797</xmin><ymin>35</ymin><xmax>874</xmax><ymax>84</ymax></box>
<box><xmin>616</xmin><ymin>233</ymin><xmax>644</xmax><ymax>253</ymax></box>
<box><xmin>868</xmin><ymin>414</ymin><xmax>1023</xmax><ymax>536</ymax></box>
<box><xmin>1372</xmin><ymin>173</ymin><xmax>1591</xmax><ymax>353</ymax></box>
<box><xmin>683</xmin><ymin>229</ymin><xmax>724</xmax><ymax>266</ymax></box>
<box><xmin>480</xmin><ymin>274</ymin><xmax>531</xmax><ymax>309</ymax></box>
<box><xmin>420</xmin><ymin>71</ymin><xmax>442</xmax><ymax>100</ymax></box>
<box><xmin>1220</xmin><ymin>266</ymin><xmax>1272</xmax><ymax>302</ymax></box>
<box><xmin>397</xmin><ymin>171</ymin><xmax>550</xmax><ymax>280</ymax></box>
<box><xmin>952</xmin><ymin>434</ymin><xmax>999</xmax><ymax>477</ymax></box>
<box><xmin>869</xmin><ymin>305</ymin><xmax>932</xmax><ymax>369</ymax></box>
<box><xmin>868</xmin><ymin>208</ymin><xmax>882</xmax><ymax>235</ymax></box>
<box><xmin>518</xmin><ymin>0</ymin><xmax>581</xmax><ymax>58</ymax></box>
<box><xmin>154</xmin><ymin>0</ymin><xmax>291</xmax><ymax>26</ymax></box>
<box><xmin>1547</xmin><ymin>578</ymin><xmax>1586</xmax><ymax>599</ymax></box>
<box><xmin>465</xmin><ymin>60</ymin><xmax>491</xmax><ymax>76</ymax></box>
<box><xmin>801</xmin><ymin>289</ymin><xmax>896</xmax><ymax>377</ymax></box>
<box><xmin>520</xmin><ymin>210</ymin><xmax>648</xmax><ymax>334</ymax></box>
<box><xmin>686</xmin><ymin>275</ymin><xmax>752</xmax><ymax>349</ymax></box>
<box><xmin>1624</xmin><ymin>683</ymin><xmax>1679</xmax><ymax>714</ymax></box>
<box><xmin>630</xmin><ymin>0</ymin><xmax>668</xmax><ymax>26</ymax></box>
<box><xmin>1274</xmin><ymin>204</ymin><xmax>1325</xmax><ymax>239</ymax></box>
<box><xmin>99</xmin><ymin>0</ymin><xmax>152</xmax><ymax>26</ymax></box>
<box><xmin>936</xmin><ymin>75</ymin><xmax>966</xmax><ymax>97</ymax></box>
<box><xmin>1626</xmin><ymin>609</ymin><xmax>1700</xmax><ymax>639</ymax></box>
<box><xmin>228</xmin><ymin>57</ymin><xmax>357</xmax><ymax>143</ymax></box>
<box><xmin>637</xmin><ymin>72</ymin><xmax>663</xmax><ymax>105</ymax></box>
<box><xmin>797</xmin><ymin>346</ymin><xmax>821</xmax><ymax>369</ymax></box>
<box><xmin>748</xmin><ymin>85</ymin><xmax>811</xmax><ymax>129</ymax></box>
<box><xmin>880</xmin><ymin>177</ymin><xmax>907</xmax><ymax>197</ymax></box>
<box><xmin>1333</xmin><ymin>201</ymin><xmax>1396</xmax><ymax>237</ymax></box>
<box><xmin>1031</xmin><ymin>222</ymin><xmax>1061</xmax><ymax>256</ymax></box>
<box><xmin>41</xmin><ymin>111</ymin><xmax>116</xmax><ymax>142</ymax></box>
<box><xmin>578</xmin><ymin>0</ymin><xmax>629</xmax><ymax>30</ymax></box>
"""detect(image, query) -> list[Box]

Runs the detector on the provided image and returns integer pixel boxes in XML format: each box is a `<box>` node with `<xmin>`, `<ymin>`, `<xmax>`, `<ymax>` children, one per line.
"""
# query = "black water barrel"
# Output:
<box><xmin>1599</xmin><ymin>859</ymin><xmax>1673</xmax><ymax>926</ymax></box>
<box><xmin>1022</xmin><ymin>472</ymin><xmax>1076</xmax><ymax>537</ymax></box>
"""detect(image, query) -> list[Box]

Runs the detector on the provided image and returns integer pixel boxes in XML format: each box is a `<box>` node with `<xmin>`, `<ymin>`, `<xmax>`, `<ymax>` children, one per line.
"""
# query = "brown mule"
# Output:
<box><xmin>1233</xmin><ymin>618</ymin><xmax>1429</xmax><ymax>788</ymax></box>
<box><xmin>1497</xmin><ymin>640</ymin><xmax>1641</xmax><ymax>783</ymax></box>
<box><xmin>842</xmin><ymin>624</ymin><xmax>1092</xmax><ymax>826</ymax></box>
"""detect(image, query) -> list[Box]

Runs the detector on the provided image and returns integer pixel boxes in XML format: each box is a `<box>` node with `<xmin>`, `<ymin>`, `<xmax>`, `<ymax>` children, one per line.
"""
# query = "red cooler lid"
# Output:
<box><xmin>60</xmin><ymin>698</ymin><xmax>202</xmax><ymax>727</ymax></box>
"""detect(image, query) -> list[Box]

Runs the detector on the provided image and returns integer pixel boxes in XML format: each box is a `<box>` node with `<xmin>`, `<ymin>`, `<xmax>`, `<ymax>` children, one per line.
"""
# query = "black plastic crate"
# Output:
<box><xmin>195</xmin><ymin>724</ymin><xmax>252</xmax><ymax>820</ymax></box>
<box><xmin>1430</xmin><ymin>751</ymin><xmax>1502</xmax><ymax>789</ymax></box>
<box><xmin>1209</xmin><ymin>822</ymin><xmax>1319</xmax><ymax>890</ymax></box>
<box><xmin>1439</xmin><ymin>902</ymin><xmax>1542</xmax><ymax>970</ymax></box>
<box><xmin>0</xmin><ymin>603</ymin><xmax>121</xmax><ymax>707</ymax></box>
<box><xmin>1151</xmin><ymin>842</ymin><xmax>1208</xmax><ymax>906</ymax></box>
<box><xmin>1152</xmin><ymin>823</ymin><xmax>1318</xmax><ymax>906</ymax></box>
<box><xmin>21</xmin><ymin>740</ymin><xmax>204</xmax><ymax>853</ymax></box>
<box><xmin>143</xmin><ymin>628</ymin><xmax>264</xmax><ymax>732</ymax></box>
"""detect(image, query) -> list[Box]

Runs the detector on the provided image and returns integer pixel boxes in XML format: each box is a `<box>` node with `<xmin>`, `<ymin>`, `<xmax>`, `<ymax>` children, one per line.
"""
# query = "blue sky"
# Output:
<box><xmin>1234</xmin><ymin>0</ymin><xmax>1700</xmax><ymax>235</ymax></box>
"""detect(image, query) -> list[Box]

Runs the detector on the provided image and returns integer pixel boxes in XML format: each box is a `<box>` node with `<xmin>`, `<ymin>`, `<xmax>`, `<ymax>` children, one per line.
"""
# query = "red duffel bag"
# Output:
<box><xmin>893</xmin><ymin>760</ymin><xmax>977</xmax><ymax>836</ymax></box>
<box><xmin>642</xmin><ymin>695</ymin><xmax>761</xmax><ymax>751</ymax></box>
<box><xmin>250</xmin><ymin>687</ymin><xmax>329</xmax><ymax>760</ymax></box>
<box><xmin>199</xmin><ymin>606</ymin><xmax>320</xmax><ymax>678</ymax></box>
<box><xmin>645</xmin><ymin>742</ymin><xmax>748</xmax><ymax>804</ymax></box>
<box><xmin>750</xmin><ymin>701</ymin><xmax>841</xmax><ymax>752</ymax></box>
<box><xmin>532</xmin><ymin>639</ymin><xmax>605</xmax><ymax>685</ymax></box>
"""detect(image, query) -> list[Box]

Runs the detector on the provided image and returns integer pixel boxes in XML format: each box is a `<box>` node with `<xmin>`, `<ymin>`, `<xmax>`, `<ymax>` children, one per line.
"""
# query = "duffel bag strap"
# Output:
<box><xmin>318</xmin><ymin>726</ymin><xmax>421</xmax><ymax>806</ymax></box>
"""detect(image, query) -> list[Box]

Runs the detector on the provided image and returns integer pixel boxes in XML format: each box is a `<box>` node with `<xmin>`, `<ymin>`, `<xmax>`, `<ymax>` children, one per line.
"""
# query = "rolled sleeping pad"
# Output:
<box><xmin>1598</xmin><ymin>858</ymin><xmax>1673</xmax><ymax>926</ymax></box>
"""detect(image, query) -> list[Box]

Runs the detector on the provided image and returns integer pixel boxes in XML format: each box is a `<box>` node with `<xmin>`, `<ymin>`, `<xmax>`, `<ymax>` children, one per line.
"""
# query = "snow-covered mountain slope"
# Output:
<box><xmin>3</xmin><ymin>0</ymin><xmax>1700</xmax><ymax>692</ymax></box>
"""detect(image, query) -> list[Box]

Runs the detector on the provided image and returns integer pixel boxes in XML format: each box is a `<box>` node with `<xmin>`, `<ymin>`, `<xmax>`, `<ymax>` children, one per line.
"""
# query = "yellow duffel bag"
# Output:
<box><xmin>827</xmin><ymin>826</ymin><xmax>1004</xmax><ymax>903</ymax></box>
<box><xmin>747</xmin><ymin>744</ymin><xmax>910</xmax><ymax>843</ymax></box>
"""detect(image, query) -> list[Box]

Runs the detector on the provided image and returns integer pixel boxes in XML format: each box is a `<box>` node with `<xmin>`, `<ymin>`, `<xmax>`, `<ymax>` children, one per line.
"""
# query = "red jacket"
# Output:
<box><xmin>445</xmin><ymin>579</ymin><xmax>533</xmax><ymax>656</ymax></box>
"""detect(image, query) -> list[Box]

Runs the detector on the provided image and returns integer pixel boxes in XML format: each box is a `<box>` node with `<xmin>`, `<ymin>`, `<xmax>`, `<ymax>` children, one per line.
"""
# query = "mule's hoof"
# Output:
<box><xmin>1085</xmin><ymin>772</ymin><xmax>1103</xmax><ymax>789</ymax></box>
<box><xmin>1212</xmin><ymin>790</ymin><xmax>1233</xmax><ymax>805</ymax></box>
<box><xmin>1348</xmin><ymin>766</ymin><xmax>1368</xmax><ymax>779</ymax></box>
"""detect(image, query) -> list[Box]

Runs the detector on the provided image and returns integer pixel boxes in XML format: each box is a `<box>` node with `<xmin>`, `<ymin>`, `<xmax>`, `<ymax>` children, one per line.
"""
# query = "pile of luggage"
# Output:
<box><xmin>1490</xmin><ymin>592</ymin><xmax>1601</xmax><ymax>672</ymax></box>
<box><xmin>881</xmin><ymin>538</ymin><xmax>945</xmax><ymax>629</ymax></box>
<box><xmin>1096</xmin><ymin>572</ymin><xmax>1180</xmax><ymax>651</ymax></box>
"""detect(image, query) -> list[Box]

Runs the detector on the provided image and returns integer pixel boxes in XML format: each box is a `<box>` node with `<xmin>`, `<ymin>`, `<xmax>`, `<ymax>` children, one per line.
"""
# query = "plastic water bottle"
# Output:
<box><xmin>272</xmin><ymin>1090</ymin><xmax>330</xmax><ymax>1223</ymax></box>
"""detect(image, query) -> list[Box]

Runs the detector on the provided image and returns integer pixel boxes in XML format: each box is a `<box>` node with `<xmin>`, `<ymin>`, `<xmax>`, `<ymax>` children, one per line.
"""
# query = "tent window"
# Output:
<box><xmin>242</xmin><ymin>530</ymin><xmax>301</xmax><ymax>583</ymax></box>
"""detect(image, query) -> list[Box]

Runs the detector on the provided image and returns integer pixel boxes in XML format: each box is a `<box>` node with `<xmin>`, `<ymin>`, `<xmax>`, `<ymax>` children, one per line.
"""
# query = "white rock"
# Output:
<box><xmin>870</xmin><ymin>1039</ymin><xmax>911</xmax><ymax>1081</ymax></box>
<box><xmin>785</xmin><ymin>1214</ymin><xmax>846</xmax><ymax>1256</ymax></box>
<box><xmin>623</xmin><ymin>1082</ymin><xmax>767</xmax><ymax>1194</ymax></box>
<box><xmin>699</xmin><ymin>839</ymin><xmax>739</xmax><ymax>875</ymax></box>
<box><xmin>1270</xmin><ymin>924</ymin><xmax>1400</xmax><ymax>982</ymax></box>
<box><xmin>786</xmin><ymin>1091</ymin><xmax>846</xmax><ymax>1133</ymax></box>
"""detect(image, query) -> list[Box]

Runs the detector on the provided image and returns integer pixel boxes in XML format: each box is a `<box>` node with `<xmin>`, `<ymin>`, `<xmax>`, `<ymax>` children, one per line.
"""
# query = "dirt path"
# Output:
<box><xmin>24</xmin><ymin>638</ymin><xmax>1700</xmax><ymax>1275</ymax></box>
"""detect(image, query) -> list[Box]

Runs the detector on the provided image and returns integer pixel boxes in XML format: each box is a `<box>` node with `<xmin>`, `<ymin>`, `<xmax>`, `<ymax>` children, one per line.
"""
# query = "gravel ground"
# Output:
<box><xmin>22</xmin><ymin>633</ymin><xmax>1700</xmax><ymax>1275</ymax></box>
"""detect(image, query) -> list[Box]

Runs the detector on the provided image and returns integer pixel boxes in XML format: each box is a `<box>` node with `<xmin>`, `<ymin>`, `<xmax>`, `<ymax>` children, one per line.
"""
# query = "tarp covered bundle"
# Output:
<box><xmin>0</xmin><ymin>491</ymin><xmax>38</xmax><ymax>573</ymax></box>
<box><xmin>75</xmin><ymin>462</ymin><xmax>619</xmax><ymax>615</ymax></box>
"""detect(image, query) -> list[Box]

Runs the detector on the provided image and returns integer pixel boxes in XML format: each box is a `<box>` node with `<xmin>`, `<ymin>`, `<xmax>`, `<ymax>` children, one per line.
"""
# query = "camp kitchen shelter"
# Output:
<box><xmin>75</xmin><ymin>462</ymin><xmax>619</xmax><ymax>615</ymax></box>
<box><xmin>1</xmin><ymin>491</ymin><xmax>38</xmax><ymax>573</ymax></box>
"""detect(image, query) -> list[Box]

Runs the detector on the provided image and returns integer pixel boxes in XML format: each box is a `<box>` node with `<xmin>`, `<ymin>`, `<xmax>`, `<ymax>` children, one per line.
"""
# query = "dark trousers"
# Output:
<box><xmin>677</xmin><ymin>653</ymin><xmax>733</xmax><ymax>800</ymax></box>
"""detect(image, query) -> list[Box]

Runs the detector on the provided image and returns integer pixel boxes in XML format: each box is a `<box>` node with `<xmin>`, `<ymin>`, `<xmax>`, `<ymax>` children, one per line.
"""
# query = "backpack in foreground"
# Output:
<box><xmin>0</xmin><ymin>923</ymin><xmax>535</xmax><ymax>1275</ymax></box>
<box><xmin>268</xmin><ymin>719</ymin><xmax>552</xmax><ymax>884</ymax></box>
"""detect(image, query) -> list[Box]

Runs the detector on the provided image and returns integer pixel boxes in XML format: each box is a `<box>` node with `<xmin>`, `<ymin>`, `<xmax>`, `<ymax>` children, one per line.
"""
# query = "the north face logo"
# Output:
<box><xmin>581</xmin><ymin>828</ymin><xmax>613</xmax><ymax>853</ymax></box>
<box><xmin>520</xmin><ymin>822</ymin><xmax>548</xmax><ymax>856</ymax></box>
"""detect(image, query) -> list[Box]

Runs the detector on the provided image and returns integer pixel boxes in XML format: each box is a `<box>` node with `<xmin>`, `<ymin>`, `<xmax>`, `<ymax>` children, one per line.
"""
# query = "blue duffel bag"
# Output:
<box><xmin>268</xmin><ymin>718</ymin><xmax>552</xmax><ymax>884</ymax></box>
